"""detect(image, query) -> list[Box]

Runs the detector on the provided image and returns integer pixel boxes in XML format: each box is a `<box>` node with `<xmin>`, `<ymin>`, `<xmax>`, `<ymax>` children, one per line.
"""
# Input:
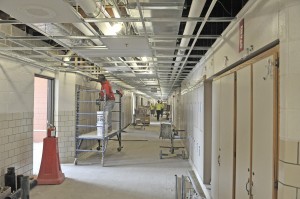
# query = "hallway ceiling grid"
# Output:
<box><xmin>0</xmin><ymin>0</ymin><xmax>248</xmax><ymax>99</ymax></box>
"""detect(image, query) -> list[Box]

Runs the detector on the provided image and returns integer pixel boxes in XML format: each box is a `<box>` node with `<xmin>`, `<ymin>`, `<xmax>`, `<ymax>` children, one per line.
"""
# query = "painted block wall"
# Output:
<box><xmin>54</xmin><ymin>72</ymin><xmax>76</xmax><ymax>163</ymax></box>
<box><xmin>183</xmin><ymin>0</ymin><xmax>280</xmax><ymax>86</ymax></box>
<box><xmin>0</xmin><ymin>55</ymin><xmax>54</xmax><ymax>186</ymax></box>
<box><xmin>180</xmin><ymin>83</ymin><xmax>211</xmax><ymax>185</ymax></box>
<box><xmin>278</xmin><ymin>0</ymin><xmax>300</xmax><ymax>198</ymax></box>
<box><xmin>172</xmin><ymin>88</ymin><xmax>181</xmax><ymax>129</ymax></box>
<box><xmin>176</xmin><ymin>0</ymin><xmax>300</xmax><ymax>197</ymax></box>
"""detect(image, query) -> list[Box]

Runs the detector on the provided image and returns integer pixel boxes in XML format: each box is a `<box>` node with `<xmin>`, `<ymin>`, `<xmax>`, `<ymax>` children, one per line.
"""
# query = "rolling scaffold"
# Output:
<box><xmin>74</xmin><ymin>88</ymin><xmax>123</xmax><ymax>166</ymax></box>
<box><xmin>159</xmin><ymin>122</ymin><xmax>187</xmax><ymax>159</ymax></box>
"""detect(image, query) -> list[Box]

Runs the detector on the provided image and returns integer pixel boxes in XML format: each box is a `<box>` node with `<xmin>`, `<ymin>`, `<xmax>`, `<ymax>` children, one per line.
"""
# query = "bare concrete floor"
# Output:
<box><xmin>31</xmin><ymin>120</ymin><xmax>190</xmax><ymax>199</ymax></box>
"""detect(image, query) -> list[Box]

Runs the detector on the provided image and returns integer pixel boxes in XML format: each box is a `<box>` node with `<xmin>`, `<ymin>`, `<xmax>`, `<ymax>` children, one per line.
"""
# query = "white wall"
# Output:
<box><xmin>184</xmin><ymin>0</ymin><xmax>280</xmax><ymax>85</ymax></box>
<box><xmin>278</xmin><ymin>0</ymin><xmax>300</xmax><ymax>198</ymax></box>
<box><xmin>174</xmin><ymin>0</ymin><xmax>300</xmax><ymax>198</ymax></box>
<box><xmin>180</xmin><ymin>82</ymin><xmax>211</xmax><ymax>185</ymax></box>
<box><xmin>0</xmin><ymin>57</ymin><xmax>136</xmax><ymax>184</ymax></box>
<box><xmin>0</xmin><ymin>55</ymin><xmax>55</xmax><ymax>185</ymax></box>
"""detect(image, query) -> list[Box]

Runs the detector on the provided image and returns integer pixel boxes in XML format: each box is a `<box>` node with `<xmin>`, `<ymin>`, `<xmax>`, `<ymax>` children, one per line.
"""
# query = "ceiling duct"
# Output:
<box><xmin>76</xmin><ymin>0</ymin><xmax>117</xmax><ymax>35</ymax></box>
<box><xmin>127</xmin><ymin>2</ymin><xmax>184</xmax><ymax>10</ymax></box>
<box><xmin>170</xmin><ymin>0</ymin><xmax>206</xmax><ymax>81</ymax></box>
<box><xmin>168</xmin><ymin>0</ymin><xmax>218</xmax><ymax>96</ymax></box>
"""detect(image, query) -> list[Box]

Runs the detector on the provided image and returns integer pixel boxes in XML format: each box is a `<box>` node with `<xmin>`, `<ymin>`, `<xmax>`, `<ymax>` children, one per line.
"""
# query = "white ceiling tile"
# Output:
<box><xmin>0</xmin><ymin>0</ymin><xmax>81</xmax><ymax>23</ymax></box>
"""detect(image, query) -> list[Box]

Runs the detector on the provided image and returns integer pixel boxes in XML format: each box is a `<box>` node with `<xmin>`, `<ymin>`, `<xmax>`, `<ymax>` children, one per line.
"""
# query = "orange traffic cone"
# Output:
<box><xmin>37</xmin><ymin>137</ymin><xmax>65</xmax><ymax>185</ymax></box>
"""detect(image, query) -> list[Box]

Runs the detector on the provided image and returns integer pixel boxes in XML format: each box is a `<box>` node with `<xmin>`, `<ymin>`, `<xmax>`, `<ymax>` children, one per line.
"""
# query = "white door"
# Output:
<box><xmin>235</xmin><ymin>66</ymin><xmax>251</xmax><ymax>199</ymax></box>
<box><xmin>252</xmin><ymin>56</ymin><xmax>275</xmax><ymax>198</ymax></box>
<box><xmin>211</xmin><ymin>79</ymin><xmax>221</xmax><ymax>199</ymax></box>
<box><xmin>219</xmin><ymin>73</ymin><xmax>235</xmax><ymax>199</ymax></box>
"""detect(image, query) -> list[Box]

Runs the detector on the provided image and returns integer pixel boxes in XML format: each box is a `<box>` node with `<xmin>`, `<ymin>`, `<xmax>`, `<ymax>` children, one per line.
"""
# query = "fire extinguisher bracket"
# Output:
<box><xmin>47</xmin><ymin>124</ymin><xmax>56</xmax><ymax>137</ymax></box>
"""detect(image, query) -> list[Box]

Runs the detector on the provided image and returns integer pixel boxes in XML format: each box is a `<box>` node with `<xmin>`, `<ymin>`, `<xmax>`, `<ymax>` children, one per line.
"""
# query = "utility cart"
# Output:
<box><xmin>74</xmin><ymin>88</ymin><xmax>123</xmax><ymax>166</ymax></box>
<box><xmin>133</xmin><ymin>107</ymin><xmax>150</xmax><ymax>129</ymax></box>
<box><xmin>159</xmin><ymin>122</ymin><xmax>187</xmax><ymax>159</ymax></box>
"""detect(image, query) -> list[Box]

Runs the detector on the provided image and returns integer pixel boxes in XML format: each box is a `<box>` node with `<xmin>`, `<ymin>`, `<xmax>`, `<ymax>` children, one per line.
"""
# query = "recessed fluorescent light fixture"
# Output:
<box><xmin>112</xmin><ymin>23</ymin><xmax>122</xmax><ymax>33</ymax></box>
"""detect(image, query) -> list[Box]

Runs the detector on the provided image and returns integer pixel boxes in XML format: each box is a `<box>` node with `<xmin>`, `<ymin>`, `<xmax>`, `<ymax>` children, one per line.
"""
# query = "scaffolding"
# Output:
<box><xmin>74</xmin><ymin>88</ymin><xmax>122</xmax><ymax>166</ymax></box>
<box><xmin>175</xmin><ymin>172</ymin><xmax>206</xmax><ymax>199</ymax></box>
<box><xmin>159</xmin><ymin>122</ymin><xmax>186</xmax><ymax>159</ymax></box>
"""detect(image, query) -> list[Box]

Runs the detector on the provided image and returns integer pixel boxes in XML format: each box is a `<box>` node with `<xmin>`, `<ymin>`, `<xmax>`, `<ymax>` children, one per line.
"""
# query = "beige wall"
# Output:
<box><xmin>175</xmin><ymin>0</ymin><xmax>300</xmax><ymax>198</ymax></box>
<box><xmin>278</xmin><ymin>0</ymin><xmax>300</xmax><ymax>198</ymax></box>
<box><xmin>0</xmin><ymin>55</ymin><xmax>54</xmax><ymax>185</ymax></box>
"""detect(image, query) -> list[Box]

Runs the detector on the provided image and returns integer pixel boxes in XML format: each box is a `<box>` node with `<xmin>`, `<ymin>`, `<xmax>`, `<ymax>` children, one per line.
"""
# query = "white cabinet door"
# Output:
<box><xmin>252</xmin><ymin>56</ymin><xmax>274</xmax><ymax>198</ymax></box>
<box><xmin>219</xmin><ymin>74</ymin><xmax>235</xmax><ymax>199</ymax></box>
<box><xmin>211</xmin><ymin>79</ymin><xmax>221</xmax><ymax>199</ymax></box>
<box><xmin>236</xmin><ymin>66</ymin><xmax>251</xmax><ymax>199</ymax></box>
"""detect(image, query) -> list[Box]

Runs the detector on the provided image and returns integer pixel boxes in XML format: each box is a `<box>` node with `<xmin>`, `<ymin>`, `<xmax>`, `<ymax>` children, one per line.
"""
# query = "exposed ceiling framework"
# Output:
<box><xmin>0</xmin><ymin>0</ymin><xmax>248</xmax><ymax>99</ymax></box>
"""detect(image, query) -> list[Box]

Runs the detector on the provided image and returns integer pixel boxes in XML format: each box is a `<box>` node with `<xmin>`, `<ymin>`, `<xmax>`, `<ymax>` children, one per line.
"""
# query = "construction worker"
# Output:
<box><xmin>150</xmin><ymin>103</ymin><xmax>155</xmax><ymax>117</ymax></box>
<box><xmin>156</xmin><ymin>100</ymin><xmax>163</xmax><ymax>121</ymax></box>
<box><xmin>91</xmin><ymin>74</ymin><xmax>115</xmax><ymax>132</ymax></box>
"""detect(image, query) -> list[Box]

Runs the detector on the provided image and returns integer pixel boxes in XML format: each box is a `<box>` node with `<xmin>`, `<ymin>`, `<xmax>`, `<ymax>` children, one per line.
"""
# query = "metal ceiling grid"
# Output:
<box><xmin>0</xmin><ymin>0</ymin><xmax>248</xmax><ymax>99</ymax></box>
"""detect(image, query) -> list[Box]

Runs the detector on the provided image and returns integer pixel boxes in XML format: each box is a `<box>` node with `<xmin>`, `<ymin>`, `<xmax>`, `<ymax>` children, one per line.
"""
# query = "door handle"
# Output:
<box><xmin>246</xmin><ymin>179</ymin><xmax>250</xmax><ymax>195</ymax></box>
<box><xmin>250</xmin><ymin>181</ymin><xmax>254</xmax><ymax>198</ymax></box>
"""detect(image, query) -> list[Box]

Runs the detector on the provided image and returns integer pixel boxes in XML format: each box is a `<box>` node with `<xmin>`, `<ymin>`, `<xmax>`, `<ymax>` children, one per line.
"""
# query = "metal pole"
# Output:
<box><xmin>21</xmin><ymin>176</ymin><xmax>29</xmax><ymax>199</ymax></box>
<box><xmin>119</xmin><ymin>94</ymin><xmax>122</xmax><ymax>147</ymax></box>
<box><xmin>175</xmin><ymin>175</ymin><xmax>178</xmax><ymax>199</ymax></box>
<box><xmin>181</xmin><ymin>175</ymin><xmax>185</xmax><ymax>199</ymax></box>
<box><xmin>17</xmin><ymin>175</ymin><xmax>23</xmax><ymax>189</ymax></box>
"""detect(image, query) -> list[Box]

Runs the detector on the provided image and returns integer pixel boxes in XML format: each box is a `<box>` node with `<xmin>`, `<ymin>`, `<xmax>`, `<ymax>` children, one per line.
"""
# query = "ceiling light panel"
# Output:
<box><xmin>0</xmin><ymin>0</ymin><xmax>81</xmax><ymax>23</ymax></box>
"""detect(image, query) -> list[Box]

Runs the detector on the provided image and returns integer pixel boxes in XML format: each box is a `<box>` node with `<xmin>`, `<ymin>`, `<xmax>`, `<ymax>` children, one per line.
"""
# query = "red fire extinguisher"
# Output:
<box><xmin>47</xmin><ymin>124</ymin><xmax>56</xmax><ymax>137</ymax></box>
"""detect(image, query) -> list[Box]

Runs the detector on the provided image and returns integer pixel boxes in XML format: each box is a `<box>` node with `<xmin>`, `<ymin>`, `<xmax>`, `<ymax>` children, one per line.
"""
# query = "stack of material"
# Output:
<box><xmin>134</xmin><ymin>107</ymin><xmax>150</xmax><ymax>128</ymax></box>
<box><xmin>96</xmin><ymin>111</ymin><xmax>108</xmax><ymax>136</ymax></box>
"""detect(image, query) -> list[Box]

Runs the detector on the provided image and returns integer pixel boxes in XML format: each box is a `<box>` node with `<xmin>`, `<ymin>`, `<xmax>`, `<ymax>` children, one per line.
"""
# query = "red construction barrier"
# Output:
<box><xmin>37</xmin><ymin>137</ymin><xmax>65</xmax><ymax>185</ymax></box>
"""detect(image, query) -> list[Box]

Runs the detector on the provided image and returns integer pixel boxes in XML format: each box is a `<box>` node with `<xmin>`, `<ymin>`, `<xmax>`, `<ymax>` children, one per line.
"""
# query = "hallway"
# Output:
<box><xmin>31</xmin><ymin>121</ymin><xmax>190</xmax><ymax>199</ymax></box>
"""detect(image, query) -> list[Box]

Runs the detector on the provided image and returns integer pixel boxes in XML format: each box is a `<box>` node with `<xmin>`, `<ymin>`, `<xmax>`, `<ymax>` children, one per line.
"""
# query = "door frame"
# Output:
<box><xmin>34</xmin><ymin>74</ymin><xmax>55</xmax><ymax>125</ymax></box>
<box><xmin>213</xmin><ymin>45</ymin><xmax>279</xmax><ymax>199</ymax></box>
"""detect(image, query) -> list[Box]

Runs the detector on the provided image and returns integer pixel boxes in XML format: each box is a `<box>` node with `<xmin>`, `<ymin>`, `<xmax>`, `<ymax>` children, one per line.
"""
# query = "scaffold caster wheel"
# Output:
<box><xmin>170</xmin><ymin>148</ymin><xmax>174</xmax><ymax>154</ymax></box>
<box><xmin>182</xmin><ymin>150</ymin><xmax>186</xmax><ymax>159</ymax></box>
<box><xmin>159</xmin><ymin>150</ymin><xmax>163</xmax><ymax>159</ymax></box>
<box><xmin>117</xmin><ymin>147</ymin><xmax>122</xmax><ymax>152</ymax></box>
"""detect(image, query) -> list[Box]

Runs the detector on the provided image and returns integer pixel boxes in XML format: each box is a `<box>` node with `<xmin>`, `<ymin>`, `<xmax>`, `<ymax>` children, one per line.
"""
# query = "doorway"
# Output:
<box><xmin>33</xmin><ymin>76</ymin><xmax>54</xmax><ymax>175</ymax></box>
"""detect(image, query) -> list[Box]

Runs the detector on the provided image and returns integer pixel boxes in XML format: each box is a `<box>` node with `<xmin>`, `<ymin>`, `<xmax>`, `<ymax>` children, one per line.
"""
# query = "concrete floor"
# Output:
<box><xmin>31</xmin><ymin>120</ymin><xmax>191</xmax><ymax>199</ymax></box>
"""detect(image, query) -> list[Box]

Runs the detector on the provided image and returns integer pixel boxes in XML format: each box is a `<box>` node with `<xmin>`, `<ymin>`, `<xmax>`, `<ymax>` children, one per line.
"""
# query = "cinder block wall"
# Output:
<box><xmin>0</xmin><ymin>55</ymin><xmax>54</xmax><ymax>185</ymax></box>
<box><xmin>278</xmin><ymin>1</ymin><xmax>300</xmax><ymax>198</ymax></box>
<box><xmin>0</xmin><ymin>112</ymin><xmax>33</xmax><ymax>185</ymax></box>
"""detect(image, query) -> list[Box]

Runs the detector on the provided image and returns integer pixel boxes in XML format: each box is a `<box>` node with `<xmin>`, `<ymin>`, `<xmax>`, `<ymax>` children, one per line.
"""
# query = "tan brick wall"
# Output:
<box><xmin>0</xmin><ymin>112</ymin><xmax>34</xmax><ymax>185</ymax></box>
<box><xmin>278</xmin><ymin>139</ymin><xmax>300</xmax><ymax>199</ymax></box>
<box><xmin>55</xmin><ymin>111</ymin><xmax>76</xmax><ymax>163</ymax></box>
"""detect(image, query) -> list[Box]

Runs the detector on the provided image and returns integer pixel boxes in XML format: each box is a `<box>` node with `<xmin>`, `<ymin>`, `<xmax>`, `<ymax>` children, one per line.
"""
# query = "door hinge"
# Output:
<box><xmin>275</xmin><ymin>58</ymin><xmax>279</xmax><ymax>68</ymax></box>
<box><xmin>274</xmin><ymin>181</ymin><xmax>278</xmax><ymax>189</ymax></box>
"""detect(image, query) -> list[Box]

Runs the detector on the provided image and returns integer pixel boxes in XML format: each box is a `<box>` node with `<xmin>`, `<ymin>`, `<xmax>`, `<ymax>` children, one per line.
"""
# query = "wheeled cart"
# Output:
<box><xmin>74</xmin><ymin>88</ymin><xmax>123</xmax><ymax>166</ymax></box>
<box><xmin>159</xmin><ymin>122</ymin><xmax>187</xmax><ymax>159</ymax></box>
<box><xmin>133</xmin><ymin>107</ymin><xmax>150</xmax><ymax>129</ymax></box>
